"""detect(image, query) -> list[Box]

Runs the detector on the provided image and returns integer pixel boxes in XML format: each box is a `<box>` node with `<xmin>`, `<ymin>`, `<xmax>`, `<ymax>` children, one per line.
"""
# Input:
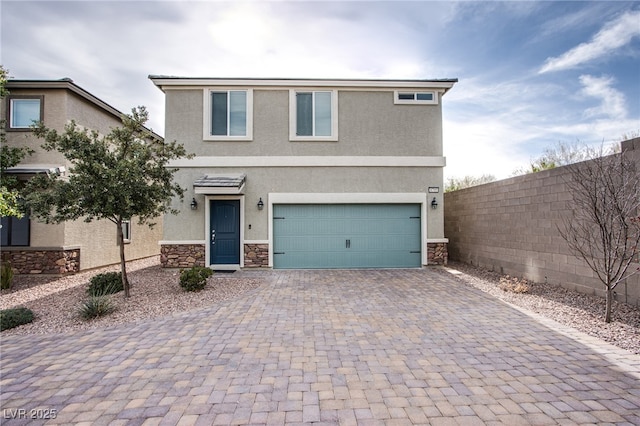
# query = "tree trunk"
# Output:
<box><xmin>605</xmin><ymin>285</ymin><xmax>613</xmax><ymax>323</ymax></box>
<box><xmin>117</xmin><ymin>221</ymin><xmax>130</xmax><ymax>298</ymax></box>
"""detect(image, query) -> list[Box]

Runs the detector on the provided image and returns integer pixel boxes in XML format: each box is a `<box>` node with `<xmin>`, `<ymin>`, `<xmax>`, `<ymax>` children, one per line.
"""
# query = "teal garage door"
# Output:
<box><xmin>273</xmin><ymin>204</ymin><xmax>421</xmax><ymax>269</ymax></box>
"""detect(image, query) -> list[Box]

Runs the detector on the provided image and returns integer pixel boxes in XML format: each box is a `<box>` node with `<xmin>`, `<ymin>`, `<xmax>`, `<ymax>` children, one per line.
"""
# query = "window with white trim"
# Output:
<box><xmin>394</xmin><ymin>91</ymin><xmax>437</xmax><ymax>105</ymax></box>
<box><xmin>204</xmin><ymin>89</ymin><xmax>252</xmax><ymax>140</ymax></box>
<box><xmin>7</xmin><ymin>96</ymin><xmax>43</xmax><ymax>129</ymax></box>
<box><xmin>290</xmin><ymin>90</ymin><xmax>338</xmax><ymax>141</ymax></box>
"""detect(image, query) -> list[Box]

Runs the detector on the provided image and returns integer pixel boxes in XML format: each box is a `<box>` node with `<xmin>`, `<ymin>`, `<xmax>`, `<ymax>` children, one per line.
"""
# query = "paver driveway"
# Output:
<box><xmin>1</xmin><ymin>269</ymin><xmax>639</xmax><ymax>425</ymax></box>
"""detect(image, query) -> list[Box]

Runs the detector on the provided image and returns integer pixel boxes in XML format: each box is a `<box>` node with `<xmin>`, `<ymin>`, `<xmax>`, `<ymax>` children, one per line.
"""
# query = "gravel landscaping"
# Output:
<box><xmin>1</xmin><ymin>257</ymin><xmax>638</xmax><ymax>355</ymax></box>
<box><xmin>0</xmin><ymin>256</ymin><xmax>262</xmax><ymax>336</ymax></box>
<box><xmin>436</xmin><ymin>261</ymin><xmax>640</xmax><ymax>355</ymax></box>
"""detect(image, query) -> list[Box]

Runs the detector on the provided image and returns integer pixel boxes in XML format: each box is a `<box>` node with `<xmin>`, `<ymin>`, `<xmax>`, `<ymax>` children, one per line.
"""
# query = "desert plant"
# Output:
<box><xmin>499</xmin><ymin>275</ymin><xmax>531</xmax><ymax>293</ymax></box>
<box><xmin>1</xmin><ymin>307</ymin><xmax>34</xmax><ymax>331</ymax></box>
<box><xmin>558</xmin><ymin>146</ymin><xmax>640</xmax><ymax>322</ymax></box>
<box><xmin>179</xmin><ymin>266</ymin><xmax>213</xmax><ymax>292</ymax></box>
<box><xmin>1</xmin><ymin>262</ymin><xmax>14</xmax><ymax>290</ymax></box>
<box><xmin>87</xmin><ymin>272</ymin><xmax>123</xmax><ymax>296</ymax></box>
<box><xmin>78</xmin><ymin>295</ymin><xmax>116</xmax><ymax>320</ymax></box>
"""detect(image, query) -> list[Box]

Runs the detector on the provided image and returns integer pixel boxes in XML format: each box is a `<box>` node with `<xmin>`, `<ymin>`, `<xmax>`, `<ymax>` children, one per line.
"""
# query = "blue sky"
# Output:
<box><xmin>2</xmin><ymin>1</ymin><xmax>639</xmax><ymax>179</ymax></box>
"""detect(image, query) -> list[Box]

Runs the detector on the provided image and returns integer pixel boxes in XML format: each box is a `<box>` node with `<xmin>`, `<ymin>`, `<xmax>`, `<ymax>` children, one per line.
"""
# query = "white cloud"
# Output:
<box><xmin>3</xmin><ymin>1</ymin><xmax>637</xmax><ymax>168</ymax></box>
<box><xmin>579</xmin><ymin>74</ymin><xmax>627</xmax><ymax>119</ymax></box>
<box><xmin>441</xmin><ymin>72</ymin><xmax>636</xmax><ymax>179</ymax></box>
<box><xmin>539</xmin><ymin>10</ymin><xmax>640</xmax><ymax>73</ymax></box>
<box><xmin>443</xmin><ymin>115</ymin><xmax>533</xmax><ymax>180</ymax></box>
<box><xmin>545</xmin><ymin>119</ymin><xmax>640</xmax><ymax>146</ymax></box>
<box><xmin>442</xmin><ymin>78</ymin><xmax>549</xmax><ymax>179</ymax></box>
<box><xmin>196</xmin><ymin>2</ymin><xmax>447</xmax><ymax>80</ymax></box>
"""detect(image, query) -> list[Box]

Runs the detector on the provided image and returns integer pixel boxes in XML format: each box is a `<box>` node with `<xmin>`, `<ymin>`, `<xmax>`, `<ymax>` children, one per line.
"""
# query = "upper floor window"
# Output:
<box><xmin>394</xmin><ymin>91</ymin><xmax>437</xmax><ymax>105</ymax></box>
<box><xmin>7</xmin><ymin>96</ymin><xmax>43</xmax><ymax>130</ymax></box>
<box><xmin>290</xmin><ymin>90</ymin><xmax>338</xmax><ymax>141</ymax></box>
<box><xmin>203</xmin><ymin>89</ymin><xmax>252</xmax><ymax>141</ymax></box>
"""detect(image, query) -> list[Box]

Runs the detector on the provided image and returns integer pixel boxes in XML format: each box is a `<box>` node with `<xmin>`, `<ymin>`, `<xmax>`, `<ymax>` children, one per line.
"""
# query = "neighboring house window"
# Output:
<box><xmin>121</xmin><ymin>220</ymin><xmax>131</xmax><ymax>244</ymax></box>
<box><xmin>0</xmin><ymin>215</ymin><xmax>30</xmax><ymax>246</ymax></box>
<box><xmin>394</xmin><ymin>91</ymin><xmax>438</xmax><ymax>105</ymax></box>
<box><xmin>289</xmin><ymin>90</ymin><xmax>338</xmax><ymax>141</ymax></box>
<box><xmin>203</xmin><ymin>89</ymin><xmax>253</xmax><ymax>141</ymax></box>
<box><xmin>7</xmin><ymin>96</ymin><xmax>44</xmax><ymax>130</ymax></box>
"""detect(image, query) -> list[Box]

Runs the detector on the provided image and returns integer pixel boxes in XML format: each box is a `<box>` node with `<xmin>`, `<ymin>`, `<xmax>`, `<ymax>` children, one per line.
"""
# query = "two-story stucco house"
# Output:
<box><xmin>150</xmin><ymin>76</ymin><xmax>457</xmax><ymax>270</ymax></box>
<box><xmin>1</xmin><ymin>78</ymin><xmax>163</xmax><ymax>274</ymax></box>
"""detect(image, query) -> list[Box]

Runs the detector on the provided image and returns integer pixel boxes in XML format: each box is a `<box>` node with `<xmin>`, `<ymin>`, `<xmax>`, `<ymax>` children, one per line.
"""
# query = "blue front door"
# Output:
<box><xmin>210</xmin><ymin>200</ymin><xmax>240</xmax><ymax>265</ymax></box>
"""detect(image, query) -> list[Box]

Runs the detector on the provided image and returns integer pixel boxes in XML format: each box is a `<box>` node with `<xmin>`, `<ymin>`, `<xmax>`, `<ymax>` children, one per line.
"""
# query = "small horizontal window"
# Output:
<box><xmin>394</xmin><ymin>91</ymin><xmax>437</xmax><ymax>105</ymax></box>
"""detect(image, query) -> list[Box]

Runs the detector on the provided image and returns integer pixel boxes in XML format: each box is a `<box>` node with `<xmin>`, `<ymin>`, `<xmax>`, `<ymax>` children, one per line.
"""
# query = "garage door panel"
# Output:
<box><xmin>273</xmin><ymin>204</ymin><xmax>421</xmax><ymax>269</ymax></box>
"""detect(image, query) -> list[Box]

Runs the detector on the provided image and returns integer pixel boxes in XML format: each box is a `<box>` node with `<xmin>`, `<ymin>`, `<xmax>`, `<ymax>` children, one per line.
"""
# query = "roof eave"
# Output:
<box><xmin>149</xmin><ymin>75</ymin><xmax>458</xmax><ymax>93</ymax></box>
<box><xmin>6</xmin><ymin>79</ymin><xmax>164</xmax><ymax>142</ymax></box>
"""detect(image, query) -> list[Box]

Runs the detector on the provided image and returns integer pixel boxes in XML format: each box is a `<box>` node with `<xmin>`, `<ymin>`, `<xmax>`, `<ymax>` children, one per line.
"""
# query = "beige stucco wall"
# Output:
<box><xmin>29</xmin><ymin>221</ymin><xmax>66</xmax><ymax>247</ymax></box>
<box><xmin>3</xmin><ymin>87</ymin><xmax>126</xmax><ymax>163</ymax></box>
<box><xmin>444</xmin><ymin>139</ymin><xmax>640</xmax><ymax>306</ymax></box>
<box><xmin>4</xmin><ymin>88</ymin><xmax>69</xmax><ymax>166</ymax></box>
<box><xmin>164</xmin><ymin>88</ymin><xmax>444</xmax><ymax>157</ymax></box>
<box><xmin>2</xmin><ymin>84</ymin><xmax>162</xmax><ymax>271</ymax></box>
<box><xmin>164</xmin><ymin>166</ymin><xmax>444</xmax><ymax>243</ymax></box>
<box><xmin>64</xmin><ymin>217</ymin><xmax>162</xmax><ymax>270</ymax></box>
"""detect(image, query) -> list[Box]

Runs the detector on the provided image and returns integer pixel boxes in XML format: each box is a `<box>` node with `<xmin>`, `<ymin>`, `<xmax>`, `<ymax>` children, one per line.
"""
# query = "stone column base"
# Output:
<box><xmin>160</xmin><ymin>244</ymin><xmax>205</xmax><ymax>268</ymax></box>
<box><xmin>244</xmin><ymin>244</ymin><xmax>269</xmax><ymax>268</ymax></box>
<box><xmin>1</xmin><ymin>248</ymin><xmax>80</xmax><ymax>274</ymax></box>
<box><xmin>427</xmin><ymin>242</ymin><xmax>448</xmax><ymax>265</ymax></box>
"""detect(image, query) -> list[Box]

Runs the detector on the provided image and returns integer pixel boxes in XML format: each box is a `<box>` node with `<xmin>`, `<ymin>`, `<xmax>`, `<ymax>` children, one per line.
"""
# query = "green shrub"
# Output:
<box><xmin>179</xmin><ymin>266</ymin><xmax>213</xmax><ymax>292</ymax></box>
<box><xmin>78</xmin><ymin>295</ymin><xmax>116</xmax><ymax>320</ymax></box>
<box><xmin>1</xmin><ymin>262</ymin><xmax>14</xmax><ymax>290</ymax></box>
<box><xmin>87</xmin><ymin>272</ymin><xmax>123</xmax><ymax>296</ymax></box>
<box><xmin>1</xmin><ymin>307</ymin><xmax>34</xmax><ymax>331</ymax></box>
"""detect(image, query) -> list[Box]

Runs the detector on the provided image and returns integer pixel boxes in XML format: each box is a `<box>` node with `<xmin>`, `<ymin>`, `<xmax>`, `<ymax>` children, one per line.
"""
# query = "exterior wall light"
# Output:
<box><xmin>431</xmin><ymin>197</ymin><xmax>438</xmax><ymax>209</ymax></box>
<box><xmin>190</xmin><ymin>198</ymin><xmax>198</xmax><ymax>210</ymax></box>
<box><xmin>257</xmin><ymin>198</ymin><xmax>264</xmax><ymax>210</ymax></box>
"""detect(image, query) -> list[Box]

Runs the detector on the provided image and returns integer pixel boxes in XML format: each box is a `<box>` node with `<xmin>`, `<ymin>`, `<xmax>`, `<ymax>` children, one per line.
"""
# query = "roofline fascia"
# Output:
<box><xmin>6</xmin><ymin>79</ymin><xmax>163</xmax><ymax>141</ymax></box>
<box><xmin>149</xmin><ymin>75</ymin><xmax>458</xmax><ymax>94</ymax></box>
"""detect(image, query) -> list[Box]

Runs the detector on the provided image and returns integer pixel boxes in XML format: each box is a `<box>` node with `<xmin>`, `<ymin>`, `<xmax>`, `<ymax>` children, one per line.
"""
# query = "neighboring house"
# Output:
<box><xmin>1</xmin><ymin>78</ymin><xmax>163</xmax><ymax>274</ymax></box>
<box><xmin>150</xmin><ymin>76</ymin><xmax>457</xmax><ymax>270</ymax></box>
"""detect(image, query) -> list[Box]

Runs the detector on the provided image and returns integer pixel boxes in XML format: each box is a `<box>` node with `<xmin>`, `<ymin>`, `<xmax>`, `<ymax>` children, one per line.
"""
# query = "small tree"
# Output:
<box><xmin>512</xmin><ymin>141</ymin><xmax>595</xmax><ymax>176</ymax></box>
<box><xmin>558</xmin><ymin>146</ymin><xmax>640</xmax><ymax>322</ymax></box>
<box><xmin>25</xmin><ymin>106</ymin><xmax>192</xmax><ymax>297</ymax></box>
<box><xmin>445</xmin><ymin>174</ymin><xmax>496</xmax><ymax>192</ymax></box>
<box><xmin>0</xmin><ymin>145</ymin><xmax>33</xmax><ymax>217</ymax></box>
<box><xmin>0</xmin><ymin>65</ymin><xmax>34</xmax><ymax>217</ymax></box>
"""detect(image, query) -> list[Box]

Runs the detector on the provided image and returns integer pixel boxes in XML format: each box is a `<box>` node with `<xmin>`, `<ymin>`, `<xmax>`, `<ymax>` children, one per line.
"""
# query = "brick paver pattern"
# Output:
<box><xmin>1</xmin><ymin>269</ymin><xmax>639</xmax><ymax>425</ymax></box>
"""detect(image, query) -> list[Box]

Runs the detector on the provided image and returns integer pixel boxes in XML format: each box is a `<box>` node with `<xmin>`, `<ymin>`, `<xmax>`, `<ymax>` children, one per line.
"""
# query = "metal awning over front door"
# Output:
<box><xmin>193</xmin><ymin>173</ymin><xmax>246</xmax><ymax>194</ymax></box>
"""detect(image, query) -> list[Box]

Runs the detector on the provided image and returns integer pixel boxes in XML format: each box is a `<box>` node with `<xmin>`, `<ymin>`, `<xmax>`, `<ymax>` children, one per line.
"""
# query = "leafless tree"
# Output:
<box><xmin>558</xmin><ymin>145</ymin><xmax>640</xmax><ymax>322</ymax></box>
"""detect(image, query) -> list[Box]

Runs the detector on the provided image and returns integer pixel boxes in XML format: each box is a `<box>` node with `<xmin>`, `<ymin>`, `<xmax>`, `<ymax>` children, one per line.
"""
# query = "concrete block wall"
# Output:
<box><xmin>444</xmin><ymin>138</ymin><xmax>640</xmax><ymax>306</ymax></box>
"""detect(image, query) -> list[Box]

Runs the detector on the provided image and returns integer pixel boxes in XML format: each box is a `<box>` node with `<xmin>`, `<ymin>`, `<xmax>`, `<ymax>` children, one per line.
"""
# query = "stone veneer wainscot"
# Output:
<box><xmin>160</xmin><ymin>243</ymin><xmax>270</xmax><ymax>268</ymax></box>
<box><xmin>427</xmin><ymin>242</ymin><xmax>448</xmax><ymax>265</ymax></box>
<box><xmin>244</xmin><ymin>244</ymin><xmax>269</xmax><ymax>268</ymax></box>
<box><xmin>160</xmin><ymin>244</ymin><xmax>205</xmax><ymax>268</ymax></box>
<box><xmin>1</xmin><ymin>248</ymin><xmax>80</xmax><ymax>274</ymax></box>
